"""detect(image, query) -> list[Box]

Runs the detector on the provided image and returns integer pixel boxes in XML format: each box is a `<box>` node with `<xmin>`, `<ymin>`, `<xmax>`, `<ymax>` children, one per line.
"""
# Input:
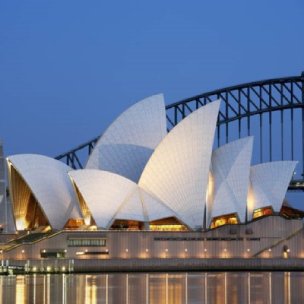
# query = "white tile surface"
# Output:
<box><xmin>209</xmin><ymin>137</ymin><xmax>253</xmax><ymax>225</ymax></box>
<box><xmin>86</xmin><ymin>94</ymin><xmax>167</xmax><ymax>182</ymax></box>
<box><xmin>247</xmin><ymin>161</ymin><xmax>297</xmax><ymax>220</ymax></box>
<box><xmin>8</xmin><ymin>154</ymin><xmax>81</xmax><ymax>230</ymax></box>
<box><xmin>139</xmin><ymin>100</ymin><xmax>220</xmax><ymax>229</ymax></box>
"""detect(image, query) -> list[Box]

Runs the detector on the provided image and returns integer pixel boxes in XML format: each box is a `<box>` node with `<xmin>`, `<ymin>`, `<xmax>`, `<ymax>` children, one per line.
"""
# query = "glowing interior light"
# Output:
<box><xmin>16</xmin><ymin>218</ymin><xmax>27</xmax><ymax>231</ymax></box>
<box><xmin>84</xmin><ymin>216</ymin><xmax>91</xmax><ymax>226</ymax></box>
<box><xmin>206</xmin><ymin>172</ymin><xmax>214</xmax><ymax>207</ymax></box>
<box><xmin>247</xmin><ymin>186</ymin><xmax>255</xmax><ymax>218</ymax></box>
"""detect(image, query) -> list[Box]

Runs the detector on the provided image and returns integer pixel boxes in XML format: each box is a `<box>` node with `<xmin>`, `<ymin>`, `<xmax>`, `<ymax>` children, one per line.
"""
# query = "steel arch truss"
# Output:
<box><xmin>55</xmin><ymin>74</ymin><xmax>304</xmax><ymax>190</ymax></box>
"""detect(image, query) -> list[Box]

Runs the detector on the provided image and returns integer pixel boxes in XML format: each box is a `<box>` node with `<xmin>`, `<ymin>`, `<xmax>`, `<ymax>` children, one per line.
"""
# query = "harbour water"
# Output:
<box><xmin>0</xmin><ymin>272</ymin><xmax>303</xmax><ymax>303</ymax></box>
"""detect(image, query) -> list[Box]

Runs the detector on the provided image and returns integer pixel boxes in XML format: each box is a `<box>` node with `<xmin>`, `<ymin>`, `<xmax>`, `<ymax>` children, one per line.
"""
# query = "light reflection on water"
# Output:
<box><xmin>0</xmin><ymin>272</ymin><xmax>303</xmax><ymax>303</ymax></box>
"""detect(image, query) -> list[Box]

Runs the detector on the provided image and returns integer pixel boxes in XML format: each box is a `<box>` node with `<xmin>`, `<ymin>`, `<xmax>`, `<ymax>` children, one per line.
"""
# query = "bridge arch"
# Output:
<box><xmin>55</xmin><ymin>74</ymin><xmax>304</xmax><ymax>189</ymax></box>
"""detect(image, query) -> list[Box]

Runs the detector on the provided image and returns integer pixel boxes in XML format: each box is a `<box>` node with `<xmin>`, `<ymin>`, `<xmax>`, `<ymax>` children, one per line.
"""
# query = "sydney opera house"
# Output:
<box><xmin>1</xmin><ymin>95</ymin><xmax>304</xmax><ymax>264</ymax></box>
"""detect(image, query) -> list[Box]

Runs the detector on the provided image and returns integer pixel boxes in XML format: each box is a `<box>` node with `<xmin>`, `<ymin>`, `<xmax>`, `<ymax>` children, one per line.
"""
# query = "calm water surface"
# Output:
<box><xmin>0</xmin><ymin>272</ymin><xmax>303</xmax><ymax>304</ymax></box>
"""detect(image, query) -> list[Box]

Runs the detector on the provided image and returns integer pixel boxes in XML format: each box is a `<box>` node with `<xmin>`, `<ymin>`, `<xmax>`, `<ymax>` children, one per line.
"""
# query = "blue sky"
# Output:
<box><xmin>1</xmin><ymin>1</ymin><xmax>303</xmax><ymax>206</ymax></box>
<box><xmin>1</xmin><ymin>0</ymin><xmax>303</xmax><ymax>157</ymax></box>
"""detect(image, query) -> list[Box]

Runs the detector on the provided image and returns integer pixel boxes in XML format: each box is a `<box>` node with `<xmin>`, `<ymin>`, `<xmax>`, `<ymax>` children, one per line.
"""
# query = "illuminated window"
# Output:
<box><xmin>110</xmin><ymin>220</ymin><xmax>144</xmax><ymax>230</ymax></box>
<box><xmin>64</xmin><ymin>218</ymin><xmax>85</xmax><ymax>229</ymax></box>
<box><xmin>149</xmin><ymin>217</ymin><xmax>188</xmax><ymax>231</ymax></box>
<box><xmin>253</xmin><ymin>206</ymin><xmax>273</xmax><ymax>219</ymax></box>
<box><xmin>41</xmin><ymin>249</ymin><xmax>66</xmax><ymax>258</ymax></box>
<box><xmin>67</xmin><ymin>238</ymin><xmax>106</xmax><ymax>247</ymax></box>
<box><xmin>210</xmin><ymin>213</ymin><xmax>239</xmax><ymax>229</ymax></box>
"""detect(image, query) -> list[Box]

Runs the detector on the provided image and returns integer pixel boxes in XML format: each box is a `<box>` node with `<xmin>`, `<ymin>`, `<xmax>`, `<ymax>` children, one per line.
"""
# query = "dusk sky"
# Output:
<box><xmin>1</xmin><ymin>1</ymin><xmax>304</xmax><ymax>208</ymax></box>
<box><xmin>1</xmin><ymin>0</ymin><xmax>303</xmax><ymax>158</ymax></box>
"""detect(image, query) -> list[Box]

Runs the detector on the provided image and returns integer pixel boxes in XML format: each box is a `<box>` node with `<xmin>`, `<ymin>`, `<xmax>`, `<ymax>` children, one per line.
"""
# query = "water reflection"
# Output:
<box><xmin>0</xmin><ymin>271</ymin><xmax>303</xmax><ymax>303</ymax></box>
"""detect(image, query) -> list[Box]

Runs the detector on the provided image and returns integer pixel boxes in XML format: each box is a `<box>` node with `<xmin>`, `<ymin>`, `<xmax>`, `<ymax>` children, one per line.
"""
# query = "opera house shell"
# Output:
<box><xmin>6</xmin><ymin>95</ymin><xmax>297</xmax><ymax>233</ymax></box>
<box><xmin>2</xmin><ymin>93</ymin><xmax>304</xmax><ymax>266</ymax></box>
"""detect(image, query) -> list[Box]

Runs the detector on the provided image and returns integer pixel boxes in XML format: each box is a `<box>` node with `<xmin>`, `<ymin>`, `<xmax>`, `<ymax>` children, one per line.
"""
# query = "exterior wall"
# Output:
<box><xmin>2</xmin><ymin>216</ymin><xmax>303</xmax><ymax>261</ymax></box>
<box><xmin>258</xmin><ymin>224</ymin><xmax>304</xmax><ymax>259</ymax></box>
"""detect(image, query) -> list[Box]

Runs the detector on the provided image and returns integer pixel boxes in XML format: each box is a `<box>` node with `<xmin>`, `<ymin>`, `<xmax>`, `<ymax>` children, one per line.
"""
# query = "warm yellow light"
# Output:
<box><xmin>84</xmin><ymin>215</ymin><xmax>91</xmax><ymax>226</ymax></box>
<box><xmin>16</xmin><ymin>218</ymin><xmax>27</xmax><ymax>231</ymax></box>
<box><xmin>206</xmin><ymin>171</ymin><xmax>214</xmax><ymax>206</ymax></box>
<box><xmin>149</xmin><ymin>224</ymin><xmax>187</xmax><ymax>231</ymax></box>
<box><xmin>211</xmin><ymin>214</ymin><xmax>238</xmax><ymax>228</ymax></box>
<box><xmin>253</xmin><ymin>206</ymin><xmax>273</xmax><ymax>219</ymax></box>
<box><xmin>247</xmin><ymin>186</ymin><xmax>255</xmax><ymax>217</ymax></box>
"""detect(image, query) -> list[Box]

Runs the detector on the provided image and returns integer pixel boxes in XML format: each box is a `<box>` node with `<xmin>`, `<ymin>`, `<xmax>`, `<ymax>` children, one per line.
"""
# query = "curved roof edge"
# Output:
<box><xmin>139</xmin><ymin>100</ymin><xmax>221</xmax><ymax>229</ymax></box>
<box><xmin>209</xmin><ymin>137</ymin><xmax>253</xmax><ymax>225</ymax></box>
<box><xmin>7</xmin><ymin>154</ymin><xmax>81</xmax><ymax>230</ymax></box>
<box><xmin>247</xmin><ymin>160</ymin><xmax>297</xmax><ymax>220</ymax></box>
<box><xmin>69</xmin><ymin>169</ymin><xmax>138</xmax><ymax>228</ymax></box>
<box><xmin>85</xmin><ymin>94</ymin><xmax>167</xmax><ymax>182</ymax></box>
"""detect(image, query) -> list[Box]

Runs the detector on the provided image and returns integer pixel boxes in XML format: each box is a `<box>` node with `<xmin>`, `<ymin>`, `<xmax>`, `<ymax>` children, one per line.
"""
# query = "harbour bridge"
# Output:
<box><xmin>55</xmin><ymin>73</ymin><xmax>304</xmax><ymax>191</ymax></box>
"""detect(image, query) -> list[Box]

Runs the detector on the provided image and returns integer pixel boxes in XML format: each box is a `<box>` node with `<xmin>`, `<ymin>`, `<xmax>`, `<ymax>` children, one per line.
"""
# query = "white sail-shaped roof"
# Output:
<box><xmin>140</xmin><ymin>189</ymin><xmax>177</xmax><ymax>222</ymax></box>
<box><xmin>70</xmin><ymin>169</ymin><xmax>178</xmax><ymax>227</ymax></box>
<box><xmin>247</xmin><ymin>161</ymin><xmax>297</xmax><ymax>220</ymax></box>
<box><xmin>86</xmin><ymin>94</ymin><xmax>167</xmax><ymax>182</ymax></box>
<box><xmin>69</xmin><ymin>169</ymin><xmax>139</xmax><ymax>228</ymax></box>
<box><xmin>114</xmin><ymin>188</ymin><xmax>177</xmax><ymax>223</ymax></box>
<box><xmin>208</xmin><ymin>137</ymin><xmax>253</xmax><ymax>225</ymax></box>
<box><xmin>114</xmin><ymin>188</ymin><xmax>146</xmax><ymax>222</ymax></box>
<box><xmin>139</xmin><ymin>100</ymin><xmax>221</xmax><ymax>229</ymax></box>
<box><xmin>7</xmin><ymin>154</ymin><xmax>81</xmax><ymax>230</ymax></box>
